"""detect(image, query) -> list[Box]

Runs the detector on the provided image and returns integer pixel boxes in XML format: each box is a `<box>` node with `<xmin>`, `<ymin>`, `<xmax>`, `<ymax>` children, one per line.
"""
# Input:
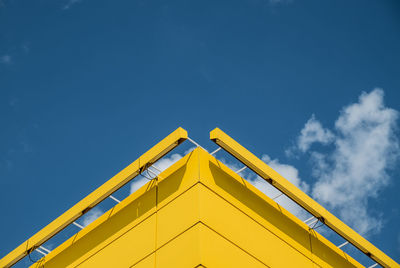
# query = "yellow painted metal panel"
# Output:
<box><xmin>130</xmin><ymin>253</ymin><xmax>155</xmax><ymax>268</ymax></box>
<box><xmin>197</xmin><ymin>148</ymin><xmax>362</xmax><ymax>268</ymax></box>
<box><xmin>199</xmin><ymin>149</ymin><xmax>311</xmax><ymax>260</ymax></box>
<box><xmin>197</xmin><ymin>223</ymin><xmax>267</xmax><ymax>268</ymax></box>
<box><xmin>0</xmin><ymin>127</ymin><xmax>187</xmax><ymax>268</ymax></box>
<box><xmin>155</xmin><ymin>148</ymin><xmax>361</xmax><ymax>268</ymax></box>
<box><xmin>77</xmin><ymin>214</ymin><xmax>156</xmax><ymax>268</ymax></box>
<box><xmin>210</xmin><ymin>127</ymin><xmax>399</xmax><ymax>268</ymax></box>
<box><xmin>156</xmin><ymin>149</ymin><xmax>200</xmax><ymax>210</ymax></box>
<box><xmin>28</xmin><ymin>146</ymin><xmax>199</xmax><ymax>268</ymax></box>
<box><xmin>156</xmin><ymin>183</ymin><xmax>201</xmax><ymax>248</ymax></box>
<box><xmin>198</xmin><ymin>183</ymin><xmax>315</xmax><ymax>268</ymax></box>
<box><xmin>29</xmin><ymin>147</ymin><xmax>199</xmax><ymax>268</ymax></box>
<box><xmin>157</xmin><ymin>182</ymin><xmax>314</xmax><ymax>267</ymax></box>
<box><xmin>155</xmin><ymin>223</ymin><xmax>202</xmax><ymax>268</ymax></box>
<box><xmin>199</xmin><ymin>181</ymin><xmax>363</xmax><ymax>268</ymax></box>
<box><xmin>155</xmin><ymin>222</ymin><xmax>267</xmax><ymax>268</ymax></box>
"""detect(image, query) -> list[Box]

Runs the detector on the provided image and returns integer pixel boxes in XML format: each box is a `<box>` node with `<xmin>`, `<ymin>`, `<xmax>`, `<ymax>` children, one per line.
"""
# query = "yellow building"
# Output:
<box><xmin>1</xmin><ymin>128</ymin><xmax>398</xmax><ymax>267</ymax></box>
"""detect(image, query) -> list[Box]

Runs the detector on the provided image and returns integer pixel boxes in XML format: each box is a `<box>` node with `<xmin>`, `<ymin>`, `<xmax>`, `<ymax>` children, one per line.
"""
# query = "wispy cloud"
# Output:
<box><xmin>63</xmin><ymin>0</ymin><xmax>81</xmax><ymax>10</ymax></box>
<box><xmin>269</xmin><ymin>0</ymin><xmax>293</xmax><ymax>5</ymax></box>
<box><xmin>9</xmin><ymin>97</ymin><xmax>19</xmax><ymax>108</ymax></box>
<box><xmin>0</xmin><ymin>54</ymin><xmax>11</xmax><ymax>64</ymax></box>
<box><xmin>21</xmin><ymin>43</ymin><xmax>30</xmax><ymax>54</ymax></box>
<box><xmin>289</xmin><ymin>88</ymin><xmax>399</xmax><ymax>235</ymax></box>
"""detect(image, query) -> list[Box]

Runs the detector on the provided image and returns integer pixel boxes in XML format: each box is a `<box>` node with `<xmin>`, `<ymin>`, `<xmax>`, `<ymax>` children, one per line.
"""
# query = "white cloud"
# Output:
<box><xmin>296</xmin><ymin>114</ymin><xmax>334</xmax><ymax>153</ymax></box>
<box><xmin>1</xmin><ymin>54</ymin><xmax>11</xmax><ymax>64</ymax></box>
<box><xmin>82</xmin><ymin>207</ymin><xmax>104</xmax><ymax>227</ymax></box>
<box><xmin>153</xmin><ymin>153</ymin><xmax>184</xmax><ymax>171</ymax></box>
<box><xmin>129</xmin><ymin>176</ymin><xmax>149</xmax><ymax>194</ymax></box>
<box><xmin>242</xmin><ymin>89</ymin><xmax>399</xmax><ymax>236</ymax></box>
<box><xmin>248</xmin><ymin>155</ymin><xmax>309</xmax><ymax>220</ymax></box>
<box><xmin>289</xmin><ymin>89</ymin><xmax>399</xmax><ymax>235</ymax></box>
<box><xmin>262</xmin><ymin>155</ymin><xmax>309</xmax><ymax>193</ymax></box>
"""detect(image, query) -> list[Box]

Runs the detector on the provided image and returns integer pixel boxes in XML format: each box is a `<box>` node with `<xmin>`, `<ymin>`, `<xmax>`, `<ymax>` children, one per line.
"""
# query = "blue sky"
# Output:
<box><xmin>1</xmin><ymin>0</ymin><xmax>400</xmax><ymax>266</ymax></box>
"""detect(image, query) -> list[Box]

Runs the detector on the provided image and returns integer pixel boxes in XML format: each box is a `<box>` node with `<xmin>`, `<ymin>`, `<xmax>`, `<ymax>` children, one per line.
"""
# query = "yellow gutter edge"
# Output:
<box><xmin>210</xmin><ymin>127</ymin><xmax>399</xmax><ymax>268</ymax></box>
<box><xmin>0</xmin><ymin>127</ymin><xmax>188</xmax><ymax>268</ymax></box>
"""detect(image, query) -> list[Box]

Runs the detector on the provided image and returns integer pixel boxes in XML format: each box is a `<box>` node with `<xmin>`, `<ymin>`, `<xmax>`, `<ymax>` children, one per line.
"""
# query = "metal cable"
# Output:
<box><xmin>210</xmin><ymin>147</ymin><xmax>222</xmax><ymax>155</ymax></box>
<box><xmin>235</xmin><ymin>166</ymin><xmax>247</xmax><ymax>174</ymax></box>
<box><xmin>187</xmin><ymin>137</ymin><xmax>208</xmax><ymax>152</ymax></box>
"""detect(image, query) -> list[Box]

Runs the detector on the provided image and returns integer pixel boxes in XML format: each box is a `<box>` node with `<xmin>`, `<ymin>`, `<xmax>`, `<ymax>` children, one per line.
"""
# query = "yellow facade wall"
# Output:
<box><xmin>31</xmin><ymin>148</ymin><xmax>363</xmax><ymax>268</ymax></box>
